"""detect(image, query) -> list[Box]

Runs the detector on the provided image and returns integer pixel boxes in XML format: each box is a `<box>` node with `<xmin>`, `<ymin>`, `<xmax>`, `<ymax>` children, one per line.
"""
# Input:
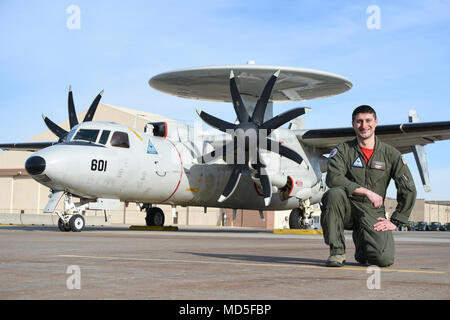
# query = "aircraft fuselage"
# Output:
<box><xmin>26</xmin><ymin>120</ymin><xmax>326</xmax><ymax>211</ymax></box>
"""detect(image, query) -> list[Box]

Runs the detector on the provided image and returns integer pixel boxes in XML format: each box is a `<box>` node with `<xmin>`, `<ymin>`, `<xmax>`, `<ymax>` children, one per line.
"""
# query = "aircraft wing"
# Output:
<box><xmin>0</xmin><ymin>142</ymin><xmax>57</xmax><ymax>152</ymax></box>
<box><xmin>296</xmin><ymin>120</ymin><xmax>450</xmax><ymax>154</ymax></box>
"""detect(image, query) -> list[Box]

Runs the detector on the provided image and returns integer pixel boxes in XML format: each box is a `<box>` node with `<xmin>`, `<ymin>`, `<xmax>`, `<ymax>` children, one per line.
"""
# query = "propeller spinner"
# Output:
<box><xmin>197</xmin><ymin>70</ymin><xmax>308</xmax><ymax>206</ymax></box>
<box><xmin>42</xmin><ymin>86</ymin><xmax>104</xmax><ymax>141</ymax></box>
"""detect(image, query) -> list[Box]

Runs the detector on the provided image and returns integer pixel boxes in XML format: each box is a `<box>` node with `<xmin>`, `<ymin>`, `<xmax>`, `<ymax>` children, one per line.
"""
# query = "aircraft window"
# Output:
<box><xmin>151</xmin><ymin>122</ymin><xmax>167</xmax><ymax>137</ymax></box>
<box><xmin>73</xmin><ymin>129</ymin><xmax>100</xmax><ymax>143</ymax></box>
<box><xmin>110</xmin><ymin>131</ymin><xmax>130</xmax><ymax>148</ymax></box>
<box><xmin>99</xmin><ymin>130</ymin><xmax>111</xmax><ymax>145</ymax></box>
<box><xmin>66</xmin><ymin>129</ymin><xmax>77</xmax><ymax>141</ymax></box>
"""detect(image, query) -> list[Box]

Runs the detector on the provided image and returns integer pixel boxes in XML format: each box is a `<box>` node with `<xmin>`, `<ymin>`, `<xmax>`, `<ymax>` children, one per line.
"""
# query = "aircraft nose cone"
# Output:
<box><xmin>25</xmin><ymin>156</ymin><xmax>46</xmax><ymax>175</ymax></box>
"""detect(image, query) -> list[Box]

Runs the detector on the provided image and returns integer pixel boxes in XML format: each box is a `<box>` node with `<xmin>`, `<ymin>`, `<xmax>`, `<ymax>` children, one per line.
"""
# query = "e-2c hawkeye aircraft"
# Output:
<box><xmin>1</xmin><ymin>65</ymin><xmax>450</xmax><ymax>232</ymax></box>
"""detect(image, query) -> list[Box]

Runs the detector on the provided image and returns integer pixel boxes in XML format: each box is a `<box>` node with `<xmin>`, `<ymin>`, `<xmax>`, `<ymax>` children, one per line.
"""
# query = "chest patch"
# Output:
<box><xmin>370</xmin><ymin>160</ymin><xmax>386</xmax><ymax>170</ymax></box>
<box><xmin>147</xmin><ymin>139</ymin><xmax>158</xmax><ymax>154</ymax></box>
<box><xmin>352</xmin><ymin>157</ymin><xmax>364</xmax><ymax>168</ymax></box>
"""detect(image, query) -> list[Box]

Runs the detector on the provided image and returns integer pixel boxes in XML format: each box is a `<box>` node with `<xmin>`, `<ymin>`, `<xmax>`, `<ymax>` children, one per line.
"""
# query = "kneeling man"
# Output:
<box><xmin>321</xmin><ymin>105</ymin><xmax>416</xmax><ymax>267</ymax></box>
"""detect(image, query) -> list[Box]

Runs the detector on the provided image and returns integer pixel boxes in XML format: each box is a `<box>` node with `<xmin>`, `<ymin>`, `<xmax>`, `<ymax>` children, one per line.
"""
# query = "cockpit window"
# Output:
<box><xmin>110</xmin><ymin>131</ymin><xmax>129</xmax><ymax>148</ymax></box>
<box><xmin>98</xmin><ymin>130</ymin><xmax>111</xmax><ymax>145</ymax></box>
<box><xmin>66</xmin><ymin>129</ymin><xmax>77</xmax><ymax>142</ymax></box>
<box><xmin>73</xmin><ymin>129</ymin><xmax>100</xmax><ymax>143</ymax></box>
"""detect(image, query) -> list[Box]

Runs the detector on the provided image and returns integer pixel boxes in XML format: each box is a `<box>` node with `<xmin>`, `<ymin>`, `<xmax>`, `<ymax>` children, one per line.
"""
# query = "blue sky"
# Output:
<box><xmin>1</xmin><ymin>0</ymin><xmax>450</xmax><ymax>200</ymax></box>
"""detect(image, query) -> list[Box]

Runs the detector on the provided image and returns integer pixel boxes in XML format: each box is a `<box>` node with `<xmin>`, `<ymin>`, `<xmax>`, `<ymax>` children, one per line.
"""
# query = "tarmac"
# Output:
<box><xmin>0</xmin><ymin>224</ymin><xmax>449</xmax><ymax>301</ymax></box>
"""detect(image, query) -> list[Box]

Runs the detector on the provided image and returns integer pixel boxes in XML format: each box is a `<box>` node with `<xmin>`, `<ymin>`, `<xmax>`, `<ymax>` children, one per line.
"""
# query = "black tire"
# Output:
<box><xmin>58</xmin><ymin>218</ymin><xmax>71</xmax><ymax>232</ymax></box>
<box><xmin>145</xmin><ymin>207</ymin><xmax>165</xmax><ymax>226</ymax></box>
<box><xmin>289</xmin><ymin>208</ymin><xmax>304</xmax><ymax>229</ymax></box>
<box><xmin>69</xmin><ymin>214</ymin><xmax>85</xmax><ymax>232</ymax></box>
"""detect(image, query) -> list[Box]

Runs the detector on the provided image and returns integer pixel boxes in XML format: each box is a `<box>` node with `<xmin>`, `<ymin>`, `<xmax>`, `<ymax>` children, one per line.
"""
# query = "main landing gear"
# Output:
<box><xmin>289</xmin><ymin>199</ymin><xmax>316</xmax><ymax>229</ymax></box>
<box><xmin>141</xmin><ymin>204</ymin><xmax>165</xmax><ymax>227</ymax></box>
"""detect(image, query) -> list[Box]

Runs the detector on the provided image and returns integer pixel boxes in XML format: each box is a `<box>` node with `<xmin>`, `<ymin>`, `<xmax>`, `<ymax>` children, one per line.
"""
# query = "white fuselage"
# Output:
<box><xmin>28</xmin><ymin>120</ymin><xmax>326</xmax><ymax>210</ymax></box>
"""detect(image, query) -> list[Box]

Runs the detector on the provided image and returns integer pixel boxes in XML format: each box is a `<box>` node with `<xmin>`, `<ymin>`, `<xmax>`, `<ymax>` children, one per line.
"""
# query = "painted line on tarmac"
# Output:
<box><xmin>56</xmin><ymin>254</ymin><xmax>447</xmax><ymax>275</ymax></box>
<box><xmin>0</xmin><ymin>224</ymin><xmax>35</xmax><ymax>227</ymax></box>
<box><xmin>274</xmin><ymin>229</ymin><xmax>323</xmax><ymax>235</ymax></box>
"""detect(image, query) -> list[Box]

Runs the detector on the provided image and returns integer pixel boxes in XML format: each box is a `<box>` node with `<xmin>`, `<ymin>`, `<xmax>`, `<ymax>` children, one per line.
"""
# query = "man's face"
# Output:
<box><xmin>352</xmin><ymin>112</ymin><xmax>378</xmax><ymax>140</ymax></box>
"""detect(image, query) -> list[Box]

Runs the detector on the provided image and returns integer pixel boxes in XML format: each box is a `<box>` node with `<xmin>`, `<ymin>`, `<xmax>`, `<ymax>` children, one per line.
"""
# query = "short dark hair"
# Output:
<box><xmin>352</xmin><ymin>105</ymin><xmax>377</xmax><ymax>121</ymax></box>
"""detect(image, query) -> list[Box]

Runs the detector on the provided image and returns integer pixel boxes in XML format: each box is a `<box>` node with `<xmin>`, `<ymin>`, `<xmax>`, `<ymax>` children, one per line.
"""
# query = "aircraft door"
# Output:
<box><xmin>141</xmin><ymin>137</ymin><xmax>182</xmax><ymax>202</ymax></box>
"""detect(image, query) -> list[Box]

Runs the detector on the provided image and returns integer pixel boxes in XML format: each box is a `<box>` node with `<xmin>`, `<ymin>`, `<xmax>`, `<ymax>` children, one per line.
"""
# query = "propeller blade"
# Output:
<box><xmin>218</xmin><ymin>164</ymin><xmax>245</xmax><ymax>202</ymax></box>
<box><xmin>263</xmin><ymin>139</ymin><xmax>304</xmax><ymax>165</ymax></box>
<box><xmin>196</xmin><ymin>108</ymin><xmax>236</xmax><ymax>133</ymax></box>
<box><xmin>83</xmin><ymin>90</ymin><xmax>104</xmax><ymax>122</ymax></box>
<box><xmin>260</xmin><ymin>107</ymin><xmax>311</xmax><ymax>130</ymax></box>
<box><xmin>229</xmin><ymin>70</ymin><xmax>250</xmax><ymax>123</ymax></box>
<box><xmin>68</xmin><ymin>85</ymin><xmax>78</xmax><ymax>129</ymax></box>
<box><xmin>42</xmin><ymin>114</ymin><xmax>68</xmax><ymax>140</ymax></box>
<box><xmin>257</xmin><ymin>166</ymin><xmax>272</xmax><ymax>206</ymax></box>
<box><xmin>197</xmin><ymin>141</ymin><xmax>235</xmax><ymax>164</ymax></box>
<box><xmin>251</xmin><ymin>70</ymin><xmax>280</xmax><ymax>125</ymax></box>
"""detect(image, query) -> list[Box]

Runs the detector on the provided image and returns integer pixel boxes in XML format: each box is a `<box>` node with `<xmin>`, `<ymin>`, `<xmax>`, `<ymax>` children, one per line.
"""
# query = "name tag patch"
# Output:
<box><xmin>352</xmin><ymin>157</ymin><xmax>364</xmax><ymax>168</ymax></box>
<box><xmin>371</xmin><ymin>160</ymin><xmax>386</xmax><ymax>170</ymax></box>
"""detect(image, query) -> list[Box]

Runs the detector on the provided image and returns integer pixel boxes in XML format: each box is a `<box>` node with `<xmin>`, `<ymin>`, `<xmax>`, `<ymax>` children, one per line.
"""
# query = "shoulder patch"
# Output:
<box><xmin>329</xmin><ymin>148</ymin><xmax>338</xmax><ymax>158</ymax></box>
<box><xmin>352</xmin><ymin>156</ymin><xmax>364</xmax><ymax>168</ymax></box>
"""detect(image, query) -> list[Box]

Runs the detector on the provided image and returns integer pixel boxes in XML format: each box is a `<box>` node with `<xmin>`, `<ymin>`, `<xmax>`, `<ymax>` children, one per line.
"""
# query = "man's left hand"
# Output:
<box><xmin>374</xmin><ymin>217</ymin><xmax>397</xmax><ymax>231</ymax></box>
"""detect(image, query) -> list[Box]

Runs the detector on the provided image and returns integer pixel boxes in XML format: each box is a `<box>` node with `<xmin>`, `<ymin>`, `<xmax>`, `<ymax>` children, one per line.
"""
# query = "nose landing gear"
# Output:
<box><xmin>56</xmin><ymin>193</ymin><xmax>87</xmax><ymax>232</ymax></box>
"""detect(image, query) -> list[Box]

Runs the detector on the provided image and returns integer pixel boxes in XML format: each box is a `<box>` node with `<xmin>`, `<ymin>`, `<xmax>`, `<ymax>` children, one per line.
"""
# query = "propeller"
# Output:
<box><xmin>43</xmin><ymin>86</ymin><xmax>104</xmax><ymax>141</ymax></box>
<box><xmin>196</xmin><ymin>70</ymin><xmax>309</xmax><ymax>206</ymax></box>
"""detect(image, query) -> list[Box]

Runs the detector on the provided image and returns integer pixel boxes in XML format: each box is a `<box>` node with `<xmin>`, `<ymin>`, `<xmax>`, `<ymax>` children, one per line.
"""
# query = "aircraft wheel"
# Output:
<box><xmin>145</xmin><ymin>207</ymin><xmax>165</xmax><ymax>227</ymax></box>
<box><xmin>69</xmin><ymin>214</ymin><xmax>85</xmax><ymax>232</ymax></box>
<box><xmin>289</xmin><ymin>208</ymin><xmax>304</xmax><ymax>229</ymax></box>
<box><xmin>58</xmin><ymin>218</ymin><xmax>71</xmax><ymax>232</ymax></box>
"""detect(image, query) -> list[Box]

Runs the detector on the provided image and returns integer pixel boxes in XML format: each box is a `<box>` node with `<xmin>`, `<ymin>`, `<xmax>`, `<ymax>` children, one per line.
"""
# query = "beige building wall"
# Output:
<box><xmin>440</xmin><ymin>205</ymin><xmax>450</xmax><ymax>224</ymax></box>
<box><xmin>385</xmin><ymin>197</ymin><xmax>449</xmax><ymax>223</ymax></box>
<box><xmin>408</xmin><ymin>198</ymin><xmax>426</xmax><ymax>222</ymax></box>
<box><xmin>0</xmin><ymin>177</ymin><xmax>13</xmax><ymax>212</ymax></box>
<box><xmin>427</xmin><ymin>204</ymin><xmax>438</xmax><ymax>222</ymax></box>
<box><xmin>424</xmin><ymin>203</ymin><xmax>450</xmax><ymax>224</ymax></box>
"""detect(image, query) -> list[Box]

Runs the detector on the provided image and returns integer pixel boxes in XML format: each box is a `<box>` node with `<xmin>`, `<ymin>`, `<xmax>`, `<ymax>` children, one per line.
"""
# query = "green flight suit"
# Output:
<box><xmin>321</xmin><ymin>137</ymin><xmax>416</xmax><ymax>267</ymax></box>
